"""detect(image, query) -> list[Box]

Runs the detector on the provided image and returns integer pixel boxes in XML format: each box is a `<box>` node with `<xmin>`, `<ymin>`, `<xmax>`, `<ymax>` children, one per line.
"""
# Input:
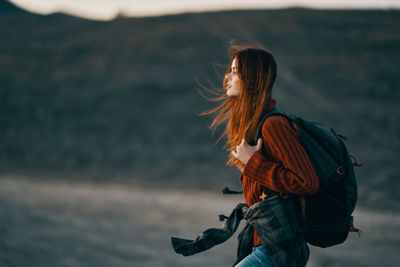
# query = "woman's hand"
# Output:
<box><xmin>232</xmin><ymin>138</ymin><xmax>263</xmax><ymax>165</ymax></box>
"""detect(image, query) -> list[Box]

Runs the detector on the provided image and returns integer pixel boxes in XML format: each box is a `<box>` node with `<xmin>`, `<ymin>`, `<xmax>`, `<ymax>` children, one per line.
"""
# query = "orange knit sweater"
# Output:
<box><xmin>240</xmin><ymin>104</ymin><xmax>319</xmax><ymax>247</ymax></box>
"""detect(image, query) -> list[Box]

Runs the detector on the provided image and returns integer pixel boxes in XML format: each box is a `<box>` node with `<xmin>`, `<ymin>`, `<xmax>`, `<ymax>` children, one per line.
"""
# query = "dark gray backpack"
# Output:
<box><xmin>257</xmin><ymin>107</ymin><xmax>361</xmax><ymax>248</ymax></box>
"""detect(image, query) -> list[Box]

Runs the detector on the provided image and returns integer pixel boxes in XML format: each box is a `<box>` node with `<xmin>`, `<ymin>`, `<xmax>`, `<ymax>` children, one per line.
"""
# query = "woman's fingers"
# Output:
<box><xmin>256</xmin><ymin>138</ymin><xmax>262</xmax><ymax>150</ymax></box>
<box><xmin>234</xmin><ymin>139</ymin><xmax>261</xmax><ymax>163</ymax></box>
<box><xmin>231</xmin><ymin>150</ymin><xmax>238</xmax><ymax>158</ymax></box>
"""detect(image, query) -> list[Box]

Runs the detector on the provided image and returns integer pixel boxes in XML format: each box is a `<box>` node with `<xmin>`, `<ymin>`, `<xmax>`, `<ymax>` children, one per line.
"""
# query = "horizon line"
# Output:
<box><xmin>9</xmin><ymin>0</ymin><xmax>400</xmax><ymax>21</ymax></box>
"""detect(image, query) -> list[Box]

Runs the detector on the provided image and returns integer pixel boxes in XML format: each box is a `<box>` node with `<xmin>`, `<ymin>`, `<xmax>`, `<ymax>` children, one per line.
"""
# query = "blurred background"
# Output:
<box><xmin>1</xmin><ymin>0</ymin><xmax>399</xmax><ymax>266</ymax></box>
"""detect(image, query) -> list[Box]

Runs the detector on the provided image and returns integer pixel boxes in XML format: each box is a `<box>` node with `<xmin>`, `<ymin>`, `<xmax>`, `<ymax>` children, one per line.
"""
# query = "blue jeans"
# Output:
<box><xmin>235</xmin><ymin>245</ymin><xmax>274</xmax><ymax>267</ymax></box>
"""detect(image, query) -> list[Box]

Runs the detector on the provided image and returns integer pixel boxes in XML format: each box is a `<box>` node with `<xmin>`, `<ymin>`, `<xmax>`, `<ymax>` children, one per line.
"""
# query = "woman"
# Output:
<box><xmin>205</xmin><ymin>45</ymin><xmax>320</xmax><ymax>266</ymax></box>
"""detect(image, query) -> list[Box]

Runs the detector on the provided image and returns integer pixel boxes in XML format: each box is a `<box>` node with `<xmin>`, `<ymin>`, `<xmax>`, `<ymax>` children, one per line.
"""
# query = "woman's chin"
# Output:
<box><xmin>227</xmin><ymin>90</ymin><xmax>238</xmax><ymax>97</ymax></box>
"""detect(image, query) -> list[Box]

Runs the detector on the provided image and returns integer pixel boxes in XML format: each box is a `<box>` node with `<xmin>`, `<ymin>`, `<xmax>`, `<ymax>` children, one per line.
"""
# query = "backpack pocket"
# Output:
<box><xmin>306</xmin><ymin>216</ymin><xmax>353</xmax><ymax>248</ymax></box>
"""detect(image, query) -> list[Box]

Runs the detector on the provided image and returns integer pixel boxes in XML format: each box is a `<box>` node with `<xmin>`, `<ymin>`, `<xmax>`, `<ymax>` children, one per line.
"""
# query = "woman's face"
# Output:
<box><xmin>225</xmin><ymin>57</ymin><xmax>241</xmax><ymax>97</ymax></box>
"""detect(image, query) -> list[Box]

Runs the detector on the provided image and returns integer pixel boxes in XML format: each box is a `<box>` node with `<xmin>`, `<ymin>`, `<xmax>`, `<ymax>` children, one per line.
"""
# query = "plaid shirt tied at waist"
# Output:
<box><xmin>171</xmin><ymin>194</ymin><xmax>309</xmax><ymax>267</ymax></box>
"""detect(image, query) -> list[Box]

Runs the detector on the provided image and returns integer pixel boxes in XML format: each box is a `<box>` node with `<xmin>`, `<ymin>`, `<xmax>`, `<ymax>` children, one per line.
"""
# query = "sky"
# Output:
<box><xmin>9</xmin><ymin>0</ymin><xmax>400</xmax><ymax>20</ymax></box>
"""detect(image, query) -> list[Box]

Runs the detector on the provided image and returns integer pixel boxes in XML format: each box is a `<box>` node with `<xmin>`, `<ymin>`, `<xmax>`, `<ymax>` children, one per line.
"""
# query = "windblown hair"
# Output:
<box><xmin>202</xmin><ymin>45</ymin><xmax>277</xmax><ymax>169</ymax></box>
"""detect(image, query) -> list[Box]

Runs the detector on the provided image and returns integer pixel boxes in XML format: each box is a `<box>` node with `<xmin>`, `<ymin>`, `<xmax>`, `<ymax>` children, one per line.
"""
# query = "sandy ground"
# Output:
<box><xmin>1</xmin><ymin>177</ymin><xmax>399</xmax><ymax>267</ymax></box>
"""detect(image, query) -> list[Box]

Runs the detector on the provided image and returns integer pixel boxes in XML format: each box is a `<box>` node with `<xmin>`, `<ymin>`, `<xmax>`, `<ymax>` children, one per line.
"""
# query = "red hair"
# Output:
<box><xmin>202</xmin><ymin>45</ymin><xmax>277</xmax><ymax>169</ymax></box>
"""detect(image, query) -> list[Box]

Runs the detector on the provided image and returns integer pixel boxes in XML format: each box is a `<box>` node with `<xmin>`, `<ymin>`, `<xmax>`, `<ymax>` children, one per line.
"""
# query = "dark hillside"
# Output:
<box><xmin>1</xmin><ymin>1</ymin><xmax>399</xmax><ymax>210</ymax></box>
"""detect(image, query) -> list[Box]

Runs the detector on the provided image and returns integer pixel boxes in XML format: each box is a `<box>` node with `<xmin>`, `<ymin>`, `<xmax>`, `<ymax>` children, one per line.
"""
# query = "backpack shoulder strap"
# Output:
<box><xmin>253</xmin><ymin>107</ymin><xmax>296</xmax><ymax>196</ymax></box>
<box><xmin>255</xmin><ymin>107</ymin><xmax>293</xmax><ymax>142</ymax></box>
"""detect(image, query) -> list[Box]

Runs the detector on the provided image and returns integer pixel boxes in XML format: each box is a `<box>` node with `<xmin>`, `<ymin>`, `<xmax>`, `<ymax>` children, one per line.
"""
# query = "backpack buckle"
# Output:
<box><xmin>337</xmin><ymin>166</ymin><xmax>345</xmax><ymax>176</ymax></box>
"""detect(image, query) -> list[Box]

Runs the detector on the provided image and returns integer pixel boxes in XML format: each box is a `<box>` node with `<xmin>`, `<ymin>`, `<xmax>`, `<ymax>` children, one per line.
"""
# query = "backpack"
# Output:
<box><xmin>256</xmin><ymin>107</ymin><xmax>361</xmax><ymax>248</ymax></box>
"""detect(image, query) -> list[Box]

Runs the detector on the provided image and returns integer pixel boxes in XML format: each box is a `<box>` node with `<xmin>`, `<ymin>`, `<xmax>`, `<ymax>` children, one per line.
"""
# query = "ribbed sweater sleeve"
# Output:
<box><xmin>242</xmin><ymin>115</ymin><xmax>319</xmax><ymax>195</ymax></box>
